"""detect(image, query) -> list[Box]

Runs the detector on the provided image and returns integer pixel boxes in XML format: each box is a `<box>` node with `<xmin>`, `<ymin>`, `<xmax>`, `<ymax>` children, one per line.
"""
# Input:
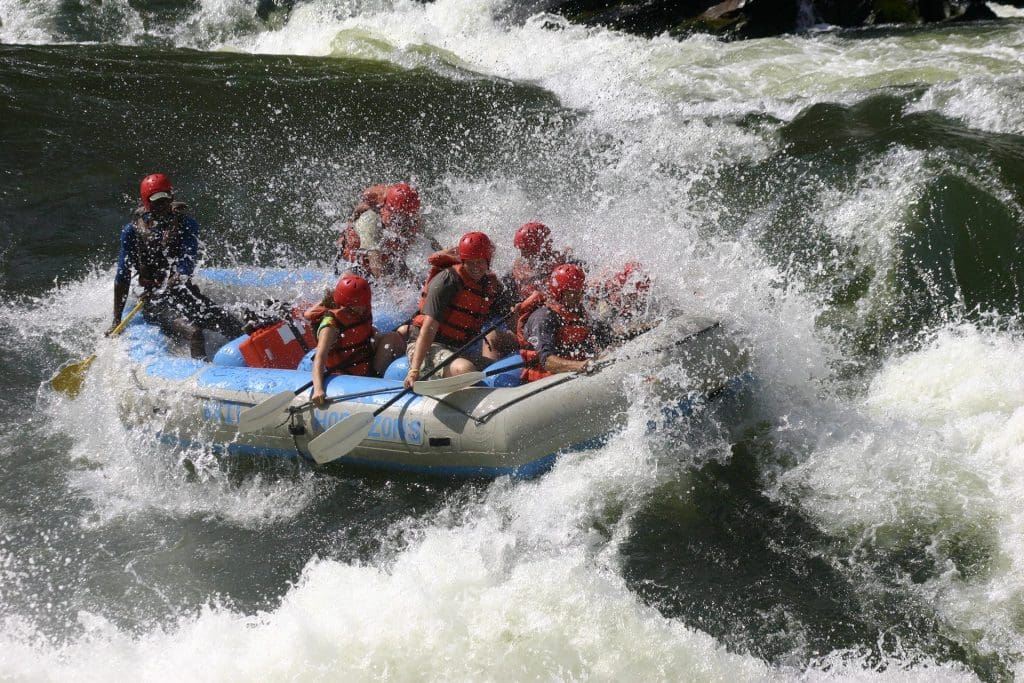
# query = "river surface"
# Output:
<box><xmin>2</xmin><ymin>1</ymin><xmax>1024</xmax><ymax>680</ymax></box>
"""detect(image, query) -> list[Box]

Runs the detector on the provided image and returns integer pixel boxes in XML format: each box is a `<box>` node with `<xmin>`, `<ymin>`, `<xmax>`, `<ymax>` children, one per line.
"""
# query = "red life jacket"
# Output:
<box><xmin>313</xmin><ymin>306</ymin><xmax>375</xmax><ymax>377</ymax></box>
<box><xmin>517</xmin><ymin>297</ymin><xmax>593</xmax><ymax>382</ymax></box>
<box><xmin>379</xmin><ymin>212</ymin><xmax>422</xmax><ymax>257</ymax></box>
<box><xmin>412</xmin><ymin>263</ymin><xmax>498</xmax><ymax>346</ymax></box>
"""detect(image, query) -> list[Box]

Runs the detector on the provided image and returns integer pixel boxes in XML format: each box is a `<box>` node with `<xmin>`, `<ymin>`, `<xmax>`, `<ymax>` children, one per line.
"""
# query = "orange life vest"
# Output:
<box><xmin>517</xmin><ymin>297</ymin><xmax>593</xmax><ymax>382</ymax></box>
<box><xmin>313</xmin><ymin>306</ymin><xmax>375</xmax><ymax>377</ymax></box>
<box><xmin>412</xmin><ymin>263</ymin><xmax>498</xmax><ymax>346</ymax></box>
<box><xmin>338</xmin><ymin>223</ymin><xmax>402</xmax><ymax>276</ymax></box>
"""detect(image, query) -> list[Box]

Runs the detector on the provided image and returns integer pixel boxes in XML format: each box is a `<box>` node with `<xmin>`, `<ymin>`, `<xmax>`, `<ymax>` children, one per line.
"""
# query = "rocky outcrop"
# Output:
<box><xmin>542</xmin><ymin>0</ymin><xmax>1013</xmax><ymax>39</ymax></box>
<box><xmin>256</xmin><ymin>0</ymin><xmax>295</xmax><ymax>22</ymax></box>
<box><xmin>253</xmin><ymin>0</ymin><xmax>1019</xmax><ymax>38</ymax></box>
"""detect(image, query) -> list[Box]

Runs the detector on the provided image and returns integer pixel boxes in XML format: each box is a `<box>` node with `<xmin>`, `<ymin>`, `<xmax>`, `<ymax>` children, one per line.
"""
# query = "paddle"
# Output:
<box><xmin>308</xmin><ymin>308</ymin><xmax>517</xmax><ymax>465</ymax></box>
<box><xmin>469</xmin><ymin>322</ymin><xmax>723</xmax><ymax>424</ymax></box>
<box><xmin>238</xmin><ymin>354</ymin><xmax>365</xmax><ymax>433</ymax></box>
<box><xmin>238</xmin><ymin>383</ymin><xmax>403</xmax><ymax>433</ymax></box>
<box><xmin>51</xmin><ymin>300</ymin><xmax>146</xmax><ymax>398</ymax></box>
<box><xmin>412</xmin><ymin>370</ymin><xmax>485</xmax><ymax>397</ymax></box>
<box><xmin>583</xmin><ymin>321</ymin><xmax>721</xmax><ymax>376</ymax></box>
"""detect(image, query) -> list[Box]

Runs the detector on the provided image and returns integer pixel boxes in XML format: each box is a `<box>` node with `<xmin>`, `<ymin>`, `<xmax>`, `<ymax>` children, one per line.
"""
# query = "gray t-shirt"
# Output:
<box><xmin>411</xmin><ymin>268</ymin><xmax>505</xmax><ymax>346</ymax></box>
<box><xmin>420</xmin><ymin>268</ymin><xmax>462</xmax><ymax>320</ymax></box>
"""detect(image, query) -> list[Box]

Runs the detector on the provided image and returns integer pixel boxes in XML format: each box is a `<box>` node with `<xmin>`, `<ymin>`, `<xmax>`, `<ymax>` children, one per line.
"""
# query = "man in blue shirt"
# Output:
<box><xmin>110</xmin><ymin>173</ymin><xmax>242</xmax><ymax>358</ymax></box>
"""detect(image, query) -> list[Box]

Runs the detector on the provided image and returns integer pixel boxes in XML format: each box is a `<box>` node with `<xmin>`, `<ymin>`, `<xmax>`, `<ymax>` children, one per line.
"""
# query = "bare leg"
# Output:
<box><xmin>165</xmin><ymin>318</ymin><xmax>206</xmax><ymax>359</ymax></box>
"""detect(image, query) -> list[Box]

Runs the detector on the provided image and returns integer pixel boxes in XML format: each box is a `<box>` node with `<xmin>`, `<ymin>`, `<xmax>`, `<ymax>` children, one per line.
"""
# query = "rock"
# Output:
<box><xmin>256</xmin><ymin>0</ymin><xmax>294</xmax><ymax>22</ymax></box>
<box><xmin>542</xmin><ymin>0</ymin><xmax>1008</xmax><ymax>38</ymax></box>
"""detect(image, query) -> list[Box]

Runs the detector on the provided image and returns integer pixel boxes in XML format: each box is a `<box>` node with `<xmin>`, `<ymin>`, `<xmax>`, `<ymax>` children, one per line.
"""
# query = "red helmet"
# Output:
<box><xmin>140</xmin><ymin>173</ymin><xmax>173</xmax><ymax>211</ymax></box>
<box><xmin>383</xmin><ymin>183</ymin><xmax>421</xmax><ymax>216</ymax></box>
<box><xmin>548</xmin><ymin>263</ymin><xmax>586</xmax><ymax>300</ymax></box>
<box><xmin>458</xmin><ymin>231</ymin><xmax>495</xmax><ymax>265</ymax></box>
<box><xmin>333</xmin><ymin>275</ymin><xmax>372</xmax><ymax>309</ymax></box>
<box><xmin>513</xmin><ymin>222</ymin><xmax>552</xmax><ymax>257</ymax></box>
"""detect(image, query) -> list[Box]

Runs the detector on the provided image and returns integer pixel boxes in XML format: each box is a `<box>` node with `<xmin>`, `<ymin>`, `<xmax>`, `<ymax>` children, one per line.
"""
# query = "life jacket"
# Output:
<box><xmin>412</xmin><ymin>262</ymin><xmax>498</xmax><ymax>347</ymax></box>
<box><xmin>132</xmin><ymin>203</ymin><xmax>191</xmax><ymax>289</ymax></box>
<box><xmin>339</xmin><ymin>221</ymin><xmax>399</xmax><ymax>275</ymax></box>
<box><xmin>379</xmin><ymin>211</ymin><xmax>422</xmax><ymax>257</ymax></box>
<box><xmin>312</xmin><ymin>306</ymin><xmax>375</xmax><ymax>377</ymax></box>
<box><xmin>517</xmin><ymin>297</ymin><xmax>593</xmax><ymax>382</ymax></box>
<box><xmin>588</xmin><ymin>261</ymin><xmax>652</xmax><ymax>324</ymax></box>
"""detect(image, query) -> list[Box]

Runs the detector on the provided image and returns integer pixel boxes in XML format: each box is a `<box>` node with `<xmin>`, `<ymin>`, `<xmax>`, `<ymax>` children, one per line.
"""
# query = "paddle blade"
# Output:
<box><xmin>309</xmin><ymin>412</ymin><xmax>374</xmax><ymax>465</ymax></box>
<box><xmin>238</xmin><ymin>390</ymin><xmax>299</xmax><ymax>433</ymax></box>
<box><xmin>50</xmin><ymin>355</ymin><xmax>96</xmax><ymax>397</ymax></box>
<box><xmin>412</xmin><ymin>371</ymin><xmax>485</xmax><ymax>397</ymax></box>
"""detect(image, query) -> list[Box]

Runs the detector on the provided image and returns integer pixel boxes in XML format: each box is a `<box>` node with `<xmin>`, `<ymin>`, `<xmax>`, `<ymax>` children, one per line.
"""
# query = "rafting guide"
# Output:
<box><xmin>110</xmin><ymin>173</ymin><xmax>243</xmax><ymax>359</ymax></box>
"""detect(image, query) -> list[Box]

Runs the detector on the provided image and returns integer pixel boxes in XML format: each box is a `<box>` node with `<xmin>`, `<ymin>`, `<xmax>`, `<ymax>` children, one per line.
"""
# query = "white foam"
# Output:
<box><xmin>780</xmin><ymin>324</ymin><xmax>1024</xmax><ymax>659</ymax></box>
<box><xmin>0</xmin><ymin>268</ymin><xmax>322</xmax><ymax>531</ymax></box>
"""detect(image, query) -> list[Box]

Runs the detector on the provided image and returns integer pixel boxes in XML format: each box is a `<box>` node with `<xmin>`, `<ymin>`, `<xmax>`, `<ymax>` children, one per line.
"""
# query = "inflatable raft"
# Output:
<box><xmin>116</xmin><ymin>269</ymin><xmax>749</xmax><ymax>479</ymax></box>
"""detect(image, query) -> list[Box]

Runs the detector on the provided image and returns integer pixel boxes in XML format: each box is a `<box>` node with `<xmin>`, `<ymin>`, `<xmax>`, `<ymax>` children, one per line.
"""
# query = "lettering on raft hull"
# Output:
<box><xmin>202</xmin><ymin>400</ymin><xmax>423</xmax><ymax>445</ymax></box>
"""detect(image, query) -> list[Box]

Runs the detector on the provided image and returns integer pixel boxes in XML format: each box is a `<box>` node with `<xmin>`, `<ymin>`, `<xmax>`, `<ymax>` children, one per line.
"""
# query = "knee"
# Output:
<box><xmin>447</xmin><ymin>358</ymin><xmax>476</xmax><ymax>376</ymax></box>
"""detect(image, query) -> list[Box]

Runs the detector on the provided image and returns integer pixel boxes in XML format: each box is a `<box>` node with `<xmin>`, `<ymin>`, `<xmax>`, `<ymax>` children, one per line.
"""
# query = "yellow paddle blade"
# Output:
<box><xmin>50</xmin><ymin>355</ymin><xmax>96</xmax><ymax>397</ymax></box>
<box><xmin>49</xmin><ymin>300</ymin><xmax>145</xmax><ymax>398</ymax></box>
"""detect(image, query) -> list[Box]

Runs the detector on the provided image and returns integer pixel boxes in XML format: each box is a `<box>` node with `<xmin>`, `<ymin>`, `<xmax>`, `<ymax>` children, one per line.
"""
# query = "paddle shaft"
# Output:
<box><xmin>109</xmin><ymin>300</ymin><xmax>146</xmax><ymax>337</ymax></box>
<box><xmin>50</xmin><ymin>300</ymin><xmax>147</xmax><ymax>396</ymax></box>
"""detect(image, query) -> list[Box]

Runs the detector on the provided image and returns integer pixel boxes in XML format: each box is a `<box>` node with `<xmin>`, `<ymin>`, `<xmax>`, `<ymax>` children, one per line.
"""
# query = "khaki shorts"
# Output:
<box><xmin>407</xmin><ymin>341</ymin><xmax>486</xmax><ymax>376</ymax></box>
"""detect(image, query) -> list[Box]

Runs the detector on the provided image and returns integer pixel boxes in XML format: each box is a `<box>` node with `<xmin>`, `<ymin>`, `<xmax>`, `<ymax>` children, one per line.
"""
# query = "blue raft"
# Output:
<box><xmin>116</xmin><ymin>269</ymin><xmax>745</xmax><ymax>479</ymax></box>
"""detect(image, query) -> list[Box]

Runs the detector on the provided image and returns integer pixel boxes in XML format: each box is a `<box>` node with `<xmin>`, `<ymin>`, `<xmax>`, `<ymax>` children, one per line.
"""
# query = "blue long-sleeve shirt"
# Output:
<box><xmin>114</xmin><ymin>213</ymin><xmax>200</xmax><ymax>286</ymax></box>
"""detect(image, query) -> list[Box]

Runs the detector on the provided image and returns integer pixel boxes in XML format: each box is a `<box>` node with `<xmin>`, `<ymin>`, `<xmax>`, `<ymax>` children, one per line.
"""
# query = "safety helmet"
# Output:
<box><xmin>140</xmin><ymin>173</ymin><xmax>173</xmax><ymax>211</ymax></box>
<box><xmin>548</xmin><ymin>263</ymin><xmax>586</xmax><ymax>300</ymax></box>
<box><xmin>383</xmin><ymin>183</ymin><xmax>421</xmax><ymax>216</ymax></box>
<box><xmin>333</xmin><ymin>274</ymin><xmax>372</xmax><ymax>309</ymax></box>
<box><xmin>512</xmin><ymin>222</ymin><xmax>551</xmax><ymax>257</ymax></box>
<box><xmin>458</xmin><ymin>231</ymin><xmax>495</xmax><ymax>265</ymax></box>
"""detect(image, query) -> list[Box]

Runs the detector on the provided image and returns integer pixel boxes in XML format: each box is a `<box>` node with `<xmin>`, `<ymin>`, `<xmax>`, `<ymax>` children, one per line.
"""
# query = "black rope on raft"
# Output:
<box><xmin>287</xmin><ymin>406</ymin><xmax>316</xmax><ymax>464</ymax></box>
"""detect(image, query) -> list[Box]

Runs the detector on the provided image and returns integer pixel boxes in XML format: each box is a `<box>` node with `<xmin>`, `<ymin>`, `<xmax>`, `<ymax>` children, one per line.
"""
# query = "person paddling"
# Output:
<box><xmin>110</xmin><ymin>173</ymin><xmax>242</xmax><ymax>359</ymax></box>
<box><xmin>404</xmin><ymin>231</ymin><xmax>507</xmax><ymax>389</ymax></box>
<box><xmin>307</xmin><ymin>274</ymin><xmax>405</xmax><ymax>407</ymax></box>
<box><xmin>518</xmin><ymin>263</ymin><xmax>608</xmax><ymax>382</ymax></box>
